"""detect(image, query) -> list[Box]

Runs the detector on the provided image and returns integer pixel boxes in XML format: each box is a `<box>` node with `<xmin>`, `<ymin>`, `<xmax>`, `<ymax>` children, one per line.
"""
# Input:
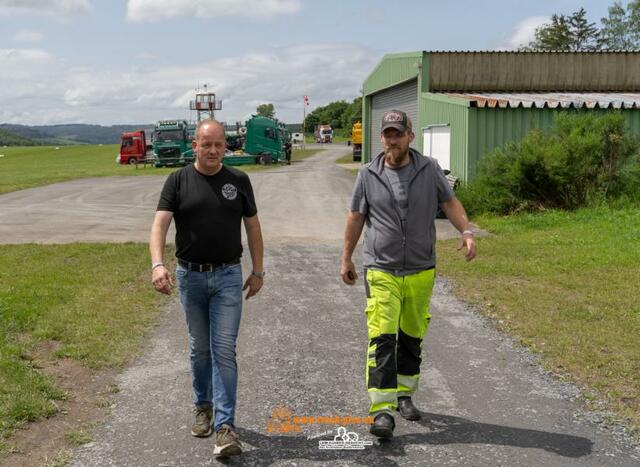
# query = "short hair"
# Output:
<box><xmin>195</xmin><ymin>119</ymin><xmax>224</xmax><ymax>139</ymax></box>
<box><xmin>406</xmin><ymin>116</ymin><xmax>413</xmax><ymax>131</ymax></box>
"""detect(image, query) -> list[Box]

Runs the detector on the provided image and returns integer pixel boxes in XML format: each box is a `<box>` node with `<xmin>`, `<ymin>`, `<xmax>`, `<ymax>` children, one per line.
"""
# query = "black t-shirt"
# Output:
<box><xmin>157</xmin><ymin>164</ymin><xmax>257</xmax><ymax>263</ymax></box>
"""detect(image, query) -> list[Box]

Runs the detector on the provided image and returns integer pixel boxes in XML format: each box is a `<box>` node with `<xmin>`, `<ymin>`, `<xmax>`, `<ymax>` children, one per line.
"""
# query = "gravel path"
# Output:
<box><xmin>2</xmin><ymin>146</ymin><xmax>637</xmax><ymax>465</ymax></box>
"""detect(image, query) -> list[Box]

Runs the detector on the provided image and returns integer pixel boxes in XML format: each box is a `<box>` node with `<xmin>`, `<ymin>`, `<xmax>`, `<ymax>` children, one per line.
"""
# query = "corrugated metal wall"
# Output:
<box><xmin>428</xmin><ymin>52</ymin><xmax>640</xmax><ymax>92</ymax></box>
<box><xmin>467</xmin><ymin>107</ymin><xmax>554</xmax><ymax>180</ymax></box>
<box><xmin>623</xmin><ymin>108</ymin><xmax>640</xmax><ymax>131</ymax></box>
<box><xmin>466</xmin><ymin>108</ymin><xmax>640</xmax><ymax>180</ymax></box>
<box><xmin>370</xmin><ymin>80</ymin><xmax>418</xmax><ymax>159</ymax></box>
<box><xmin>362</xmin><ymin>52</ymin><xmax>423</xmax><ymax>162</ymax></box>
<box><xmin>419</xmin><ymin>94</ymin><xmax>640</xmax><ymax>182</ymax></box>
<box><xmin>420</xmin><ymin>94</ymin><xmax>469</xmax><ymax>181</ymax></box>
<box><xmin>363</xmin><ymin>52</ymin><xmax>422</xmax><ymax>96</ymax></box>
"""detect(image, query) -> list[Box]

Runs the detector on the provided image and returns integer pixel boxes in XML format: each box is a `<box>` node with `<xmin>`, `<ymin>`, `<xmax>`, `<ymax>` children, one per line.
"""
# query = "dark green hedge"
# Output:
<box><xmin>458</xmin><ymin>112</ymin><xmax>640</xmax><ymax>215</ymax></box>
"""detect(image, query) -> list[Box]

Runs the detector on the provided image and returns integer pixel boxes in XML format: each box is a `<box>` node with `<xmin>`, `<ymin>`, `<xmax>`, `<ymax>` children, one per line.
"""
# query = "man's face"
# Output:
<box><xmin>193</xmin><ymin>123</ymin><xmax>225</xmax><ymax>174</ymax></box>
<box><xmin>381</xmin><ymin>127</ymin><xmax>414</xmax><ymax>165</ymax></box>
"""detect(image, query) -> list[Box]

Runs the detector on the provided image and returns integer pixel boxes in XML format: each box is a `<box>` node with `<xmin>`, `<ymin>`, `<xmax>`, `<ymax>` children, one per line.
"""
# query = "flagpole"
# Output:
<box><xmin>303</xmin><ymin>96</ymin><xmax>306</xmax><ymax>150</ymax></box>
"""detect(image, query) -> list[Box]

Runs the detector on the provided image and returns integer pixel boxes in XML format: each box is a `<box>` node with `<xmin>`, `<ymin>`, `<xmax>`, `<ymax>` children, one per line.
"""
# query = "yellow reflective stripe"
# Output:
<box><xmin>397</xmin><ymin>374</ymin><xmax>419</xmax><ymax>394</ymax></box>
<box><xmin>368</xmin><ymin>388</ymin><xmax>397</xmax><ymax>414</ymax></box>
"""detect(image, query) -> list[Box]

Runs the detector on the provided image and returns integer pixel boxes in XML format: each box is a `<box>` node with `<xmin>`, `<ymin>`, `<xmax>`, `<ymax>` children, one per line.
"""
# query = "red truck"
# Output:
<box><xmin>116</xmin><ymin>130</ymin><xmax>153</xmax><ymax>165</ymax></box>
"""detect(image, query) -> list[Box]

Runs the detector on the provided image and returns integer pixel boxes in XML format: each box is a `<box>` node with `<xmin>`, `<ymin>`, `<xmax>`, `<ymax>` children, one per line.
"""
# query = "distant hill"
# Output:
<box><xmin>0</xmin><ymin>123</ymin><xmax>154</xmax><ymax>145</ymax></box>
<box><xmin>0</xmin><ymin>127</ymin><xmax>40</xmax><ymax>146</ymax></box>
<box><xmin>1</xmin><ymin>121</ymin><xmax>303</xmax><ymax>145</ymax></box>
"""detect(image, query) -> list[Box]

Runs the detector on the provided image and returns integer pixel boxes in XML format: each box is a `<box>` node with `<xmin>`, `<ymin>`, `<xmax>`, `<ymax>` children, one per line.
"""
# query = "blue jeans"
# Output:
<box><xmin>176</xmin><ymin>262</ymin><xmax>243</xmax><ymax>431</ymax></box>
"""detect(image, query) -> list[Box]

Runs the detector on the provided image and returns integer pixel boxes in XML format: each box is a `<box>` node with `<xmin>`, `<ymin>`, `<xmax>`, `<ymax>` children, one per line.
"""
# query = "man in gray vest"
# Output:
<box><xmin>341</xmin><ymin>110</ymin><xmax>476</xmax><ymax>438</ymax></box>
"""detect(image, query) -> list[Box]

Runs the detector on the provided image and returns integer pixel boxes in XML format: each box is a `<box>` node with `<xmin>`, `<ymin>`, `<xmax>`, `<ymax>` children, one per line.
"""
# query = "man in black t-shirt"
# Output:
<box><xmin>149</xmin><ymin>119</ymin><xmax>264</xmax><ymax>458</ymax></box>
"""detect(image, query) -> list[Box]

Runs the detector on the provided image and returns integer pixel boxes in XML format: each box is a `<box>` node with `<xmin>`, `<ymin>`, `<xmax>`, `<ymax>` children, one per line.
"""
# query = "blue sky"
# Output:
<box><xmin>0</xmin><ymin>0</ymin><xmax>613</xmax><ymax>125</ymax></box>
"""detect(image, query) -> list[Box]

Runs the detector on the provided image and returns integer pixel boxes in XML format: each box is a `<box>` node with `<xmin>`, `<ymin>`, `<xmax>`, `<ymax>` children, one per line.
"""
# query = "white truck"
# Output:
<box><xmin>314</xmin><ymin>124</ymin><xmax>333</xmax><ymax>143</ymax></box>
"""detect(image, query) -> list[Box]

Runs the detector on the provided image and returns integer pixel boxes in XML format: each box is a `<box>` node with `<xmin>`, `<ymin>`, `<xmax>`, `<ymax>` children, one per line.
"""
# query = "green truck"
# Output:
<box><xmin>224</xmin><ymin>115</ymin><xmax>291</xmax><ymax>166</ymax></box>
<box><xmin>153</xmin><ymin>120</ymin><xmax>194</xmax><ymax>167</ymax></box>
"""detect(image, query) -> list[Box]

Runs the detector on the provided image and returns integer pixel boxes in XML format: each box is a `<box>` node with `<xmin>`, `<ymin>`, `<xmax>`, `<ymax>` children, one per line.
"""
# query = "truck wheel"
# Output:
<box><xmin>128</xmin><ymin>158</ymin><xmax>138</xmax><ymax>165</ymax></box>
<box><xmin>259</xmin><ymin>153</ymin><xmax>272</xmax><ymax>165</ymax></box>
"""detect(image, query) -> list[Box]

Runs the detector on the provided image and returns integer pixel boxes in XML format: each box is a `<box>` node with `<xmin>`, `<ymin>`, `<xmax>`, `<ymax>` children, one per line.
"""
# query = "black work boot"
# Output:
<box><xmin>369</xmin><ymin>413</ymin><xmax>395</xmax><ymax>438</ymax></box>
<box><xmin>397</xmin><ymin>397</ymin><xmax>421</xmax><ymax>421</ymax></box>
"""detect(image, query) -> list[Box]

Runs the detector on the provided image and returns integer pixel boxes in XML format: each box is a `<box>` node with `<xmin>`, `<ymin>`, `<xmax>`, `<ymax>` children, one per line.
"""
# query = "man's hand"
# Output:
<box><xmin>152</xmin><ymin>265</ymin><xmax>174</xmax><ymax>294</ymax></box>
<box><xmin>341</xmin><ymin>259</ymin><xmax>358</xmax><ymax>285</ymax></box>
<box><xmin>457</xmin><ymin>235</ymin><xmax>477</xmax><ymax>261</ymax></box>
<box><xmin>243</xmin><ymin>274</ymin><xmax>263</xmax><ymax>300</ymax></box>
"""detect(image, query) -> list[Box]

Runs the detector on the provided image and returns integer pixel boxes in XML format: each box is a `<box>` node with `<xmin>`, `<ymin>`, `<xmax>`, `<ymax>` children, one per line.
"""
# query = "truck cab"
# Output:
<box><xmin>153</xmin><ymin>120</ymin><xmax>194</xmax><ymax>167</ymax></box>
<box><xmin>315</xmin><ymin>124</ymin><xmax>333</xmax><ymax>143</ymax></box>
<box><xmin>351</xmin><ymin>122</ymin><xmax>362</xmax><ymax>161</ymax></box>
<box><xmin>117</xmin><ymin>130</ymin><xmax>151</xmax><ymax>165</ymax></box>
<box><xmin>243</xmin><ymin>116</ymin><xmax>288</xmax><ymax>164</ymax></box>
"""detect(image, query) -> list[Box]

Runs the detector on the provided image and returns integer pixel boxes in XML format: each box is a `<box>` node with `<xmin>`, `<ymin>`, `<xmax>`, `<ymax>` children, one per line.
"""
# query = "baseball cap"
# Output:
<box><xmin>381</xmin><ymin>110</ymin><xmax>411</xmax><ymax>133</ymax></box>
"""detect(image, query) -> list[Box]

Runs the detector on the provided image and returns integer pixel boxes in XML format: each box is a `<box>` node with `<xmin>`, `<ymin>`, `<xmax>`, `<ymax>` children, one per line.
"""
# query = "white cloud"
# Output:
<box><xmin>0</xmin><ymin>43</ymin><xmax>378</xmax><ymax>125</ymax></box>
<box><xmin>496</xmin><ymin>16</ymin><xmax>549</xmax><ymax>51</ymax></box>
<box><xmin>13</xmin><ymin>29</ymin><xmax>44</xmax><ymax>42</ymax></box>
<box><xmin>126</xmin><ymin>0</ymin><xmax>301</xmax><ymax>22</ymax></box>
<box><xmin>0</xmin><ymin>48</ymin><xmax>60</xmax><ymax>99</ymax></box>
<box><xmin>0</xmin><ymin>0</ymin><xmax>90</xmax><ymax>16</ymax></box>
<box><xmin>0</xmin><ymin>49</ymin><xmax>68</xmax><ymax>124</ymax></box>
<box><xmin>0</xmin><ymin>48</ymin><xmax>53</xmax><ymax>67</ymax></box>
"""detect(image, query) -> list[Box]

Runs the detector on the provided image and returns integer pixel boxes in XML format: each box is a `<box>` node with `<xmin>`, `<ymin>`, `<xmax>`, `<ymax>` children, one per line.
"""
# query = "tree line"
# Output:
<box><xmin>523</xmin><ymin>1</ymin><xmax>640</xmax><ymax>50</ymax></box>
<box><xmin>302</xmin><ymin>97</ymin><xmax>362</xmax><ymax>134</ymax></box>
<box><xmin>255</xmin><ymin>97</ymin><xmax>362</xmax><ymax>135</ymax></box>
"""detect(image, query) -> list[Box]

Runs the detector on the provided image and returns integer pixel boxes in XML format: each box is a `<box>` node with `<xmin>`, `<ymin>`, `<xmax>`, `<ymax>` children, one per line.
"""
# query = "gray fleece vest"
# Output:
<box><xmin>360</xmin><ymin>149</ymin><xmax>453</xmax><ymax>275</ymax></box>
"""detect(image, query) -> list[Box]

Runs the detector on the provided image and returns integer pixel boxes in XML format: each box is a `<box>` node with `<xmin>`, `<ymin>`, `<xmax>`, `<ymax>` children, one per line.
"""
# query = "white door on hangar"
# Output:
<box><xmin>422</xmin><ymin>124</ymin><xmax>451</xmax><ymax>171</ymax></box>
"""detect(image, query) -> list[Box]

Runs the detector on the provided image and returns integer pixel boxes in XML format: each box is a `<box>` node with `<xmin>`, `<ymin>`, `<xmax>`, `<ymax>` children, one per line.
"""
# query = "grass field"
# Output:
<box><xmin>0</xmin><ymin>145</ymin><xmax>321</xmax><ymax>195</ymax></box>
<box><xmin>437</xmin><ymin>206</ymin><xmax>640</xmax><ymax>433</ymax></box>
<box><xmin>0</xmin><ymin>243</ymin><xmax>173</xmax><ymax>446</ymax></box>
<box><xmin>0</xmin><ymin>145</ymin><xmax>159</xmax><ymax>194</ymax></box>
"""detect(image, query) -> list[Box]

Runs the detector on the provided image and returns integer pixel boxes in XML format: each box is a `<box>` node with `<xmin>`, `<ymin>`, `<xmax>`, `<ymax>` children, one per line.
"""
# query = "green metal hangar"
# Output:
<box><xmin>362</xmin><ymin>51</ymin><xmax>640</xmax><ymax>182</ymax></box>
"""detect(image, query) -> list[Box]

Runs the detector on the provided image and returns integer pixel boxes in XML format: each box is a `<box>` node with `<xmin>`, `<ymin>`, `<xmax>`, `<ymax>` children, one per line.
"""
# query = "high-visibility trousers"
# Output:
<box><xmin>364</xmin><ymin>268</ymin><xmax>435</xmax><ymax>415</ymax></box>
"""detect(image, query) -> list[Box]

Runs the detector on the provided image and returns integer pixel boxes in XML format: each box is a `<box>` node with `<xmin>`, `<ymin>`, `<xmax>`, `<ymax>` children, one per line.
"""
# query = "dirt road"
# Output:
<box><xmin>2</xmin><ymin>147</ymin><xmax>638</xmax><ymax>465</ymax></box>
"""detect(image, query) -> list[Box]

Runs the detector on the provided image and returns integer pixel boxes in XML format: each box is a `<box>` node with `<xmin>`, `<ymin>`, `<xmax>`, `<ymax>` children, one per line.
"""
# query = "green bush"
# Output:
<box><xmin>462</xmin><ymin>112</ymin><xmax>640</xmax><ymax>215</ymax></box>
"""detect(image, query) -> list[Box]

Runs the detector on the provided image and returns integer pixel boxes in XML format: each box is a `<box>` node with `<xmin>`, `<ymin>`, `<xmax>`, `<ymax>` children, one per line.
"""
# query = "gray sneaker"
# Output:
<box><xmin>213</xmin><ymin>424</ymin><xmax>242</xmax><ymax>457</ymax></box>
<box><xmin>191</xmin><ymin>405</ymin><xmax>213</xmax><ymax>437</ymax></box>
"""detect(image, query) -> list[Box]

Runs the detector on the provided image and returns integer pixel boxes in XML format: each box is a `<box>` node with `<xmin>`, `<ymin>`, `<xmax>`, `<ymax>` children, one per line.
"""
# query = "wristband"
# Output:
<box><xmin>151</xmin><ymin>262</ymin><xmax>165</xmax><ymax>271</ymax></box>
<box><xmin>461</xmin><ymin>230</ymin><xmax>474</xmax><ymax>237</ymax></box>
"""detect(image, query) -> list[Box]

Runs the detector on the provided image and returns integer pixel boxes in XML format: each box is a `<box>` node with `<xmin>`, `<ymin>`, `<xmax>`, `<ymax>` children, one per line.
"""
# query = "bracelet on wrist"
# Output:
<box><xmin>151</xmin><ymin>262</ymin><xmax>165</xmax><ymax>271</ymax></box>
<box><xmin>461</xmin><ymin>230</ymin><xmax>474</xmax><ymax>237</ymax></box>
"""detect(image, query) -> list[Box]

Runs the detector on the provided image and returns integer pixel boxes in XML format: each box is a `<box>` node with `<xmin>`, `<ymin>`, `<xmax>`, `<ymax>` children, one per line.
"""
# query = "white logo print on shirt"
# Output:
<box><xmin>221</xmin><ymin>184</ymin><xmax>238</xmax><ymax>200</ymax></box>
